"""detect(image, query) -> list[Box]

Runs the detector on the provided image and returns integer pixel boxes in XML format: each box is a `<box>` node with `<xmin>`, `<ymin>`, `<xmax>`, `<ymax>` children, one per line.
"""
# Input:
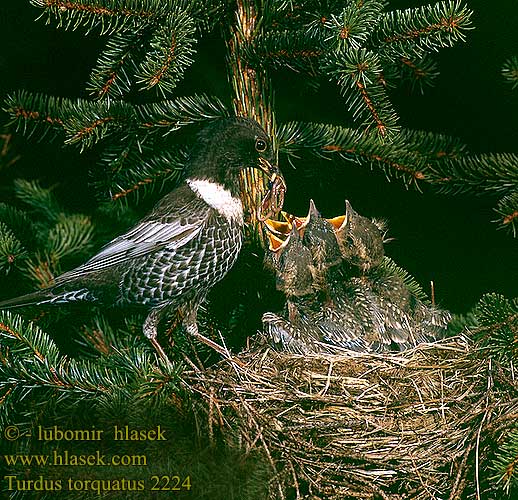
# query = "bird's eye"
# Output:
<box><xmin>255</xmin><ymin>138</ymin><xmax>267</xmax><ymax>152</ymax></box>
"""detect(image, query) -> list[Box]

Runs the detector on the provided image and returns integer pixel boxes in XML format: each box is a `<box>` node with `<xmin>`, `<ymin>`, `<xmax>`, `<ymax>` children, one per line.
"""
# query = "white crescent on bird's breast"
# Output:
<box><xmin>187</xmin><ymin>178</ymin><xmax>244</xmax><ymax>223</ymax></box>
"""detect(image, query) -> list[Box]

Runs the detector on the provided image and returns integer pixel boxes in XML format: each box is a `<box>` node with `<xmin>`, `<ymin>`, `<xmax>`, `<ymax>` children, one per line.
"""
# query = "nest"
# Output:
<box><xmin>187</xmin><ymin>335</ymin><xmax>518</xmax><ymax>500</ymax></box>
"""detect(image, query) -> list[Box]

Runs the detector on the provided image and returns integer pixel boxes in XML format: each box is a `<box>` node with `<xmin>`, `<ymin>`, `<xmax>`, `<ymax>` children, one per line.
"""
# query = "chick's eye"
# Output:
<box><xmin>255</xmin><ymin>138</ymin><xmax>267</xmax><ymax>152</ymax></box>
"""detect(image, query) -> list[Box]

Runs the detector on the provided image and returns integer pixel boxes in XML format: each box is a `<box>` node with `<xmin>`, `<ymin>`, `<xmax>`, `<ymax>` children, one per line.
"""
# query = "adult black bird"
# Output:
<box><xmin>0</xmin><ymin>117</ymin><xmax>281</xmax><ymax>358</ymax></box>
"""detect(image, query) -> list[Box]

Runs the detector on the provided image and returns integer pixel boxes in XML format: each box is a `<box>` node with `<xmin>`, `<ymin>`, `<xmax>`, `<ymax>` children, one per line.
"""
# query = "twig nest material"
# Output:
<box><xmin>188</xmin><ymin>335</ymin><xmax>518</xmax><ymax>499</ymax></box>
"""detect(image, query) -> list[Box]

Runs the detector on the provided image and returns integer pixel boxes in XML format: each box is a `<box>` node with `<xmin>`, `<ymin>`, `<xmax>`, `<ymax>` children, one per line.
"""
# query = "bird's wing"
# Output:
<box><xmin>55</xmin><ymin>192</ymin><xmax>210</xmax><ymax>283</ymax></box>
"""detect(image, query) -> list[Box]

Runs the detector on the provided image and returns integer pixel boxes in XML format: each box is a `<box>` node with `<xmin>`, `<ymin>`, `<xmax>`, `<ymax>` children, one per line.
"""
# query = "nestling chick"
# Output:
<box><xmin>300</xmin><ymin>199</ymin><xmax>342</xmax><ymax>292</ymax></box>
<box><xmin>265</xmin><ymin>224</ymin><xmax>314</xmax><ymax>298</ymax></box>
<box><xmin>262</xmin><ymin>200</ymin><xmax>451</xmax><ymax>355</ymax></box>
<box><xmin>329</xmin><ymin>200</ymin><xmax>385</xmax><ymax>273</ymax></box>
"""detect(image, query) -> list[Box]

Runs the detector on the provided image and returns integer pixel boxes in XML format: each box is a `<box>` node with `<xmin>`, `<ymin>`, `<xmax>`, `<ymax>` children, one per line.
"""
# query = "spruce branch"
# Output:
<box><xmin>277</xmin><ymin>120</ymin><xmax>340</xmax><ymax>154</ymax></box>
<box><xmin>243</xmin><ymin>29</ymin><xmax>323</xmax><ymax>72</ymax></box>
<box><xmin>3</xmin><ymin>91</ymin><xmax>69</xmax><ymax>141</ymax></box>
<box><xmin>0</xmin><ymin>312</ymin><xmax>85</xmax><ymax>392</ymax></box>
<box><xmin>4</xmin><ymin>91</ymin><xmax>228</xmax><ymax>154</ymax></box>
<box><xmin>495</xmin><ymin>192</ymin><xmax>518</xmax><ymax>238</ymax></box>
<box><xmin>322</xmin><ymin>0</ymin><xmax>385</xmax><ymax>51</ymax></box>
<box><xmin>136</xmin><ymin>94</ymin><xmax>228</xmax><ymax>132</ymax></box>
<box><xmin>489</xmin><ymin>429</ymin><xmax>518</xmax><ymax>494</ymax></box>
<box><xmin>372</xmin><ymin>0</ymin><xmax>473</xmax><ymax>59</ymax></box>
<box><xmin>11</xmin><ymin>1</ymin><xmax>225</xmax><ymax>118</ymax></box>
<box><xmin>13</xmin><ymin>179</ymin><xmax>62</xmax><ymax>222</ymax></box>
<box><xmin>399</xmin><ymin>128</ymin><xmax>468</xmax><ymax>162</ymax></box>
<box><xmin>77</xmin><ymin>314</ymin><xmax>119</xmax><ymax>355</ymax></box>
<box><xmin>101</xmin><ymin>147</ymin><xmax>186</xmax><ymax>201</ymax></box>
<box><xmin>135</xmin><ymin>10</ymin><xmax>197</xmax><ymax>96</ymax></box>
<box><xmin>430</xmin><ymin>153</ymin><xmax>518</xmax><ymax>196</ymax></box>
<box><xmin>0</xmin><ymin>311</ymin><xmax>186</xmax><ymax>425</ymax></box>
<box><xmin>471</xmin><ymin>293</ymin><xmax>518</xmax><ymax>364</ymax></box>
<box><xmin>87</xmin><ymin>27</ymin><xmax>149</xmax><ymax>99</ymax></box>
<box><xmin>25</xmin><ymin>256</ymin><xmax>57</xmax><ymax>289</ymax></box>
<box><xmin>0</xmin><ymin>203</ymin><xmax>38</xmax><ymax>248</ymax></box>
<box><xmin>277</xmin><ymin>121</ymin><xmax>467</xmax><ymax>186</ymax></box>
<box><xmin>30</xmin><ymin>0</ymin><xmax>205</xmax><ymax>35</ymax></box>
<box><xmin>1</xmin><ymin>181</ymin><xmax>99</xmax><ymax>290</ymax></box>
<box><xmin>4</xmin><ymin>91</ymin><xmax>136</xmax><ymax>150</ymax></box>
<box><xmin>502</xmin><ymin>56</ymin><xmax>518</xmax><ymax>90</ymax></box>
<box><xmin>0</xmin><ymin>222</ymin><xmax>26</xmax><ymax>274</ymax></box>
<box><xmin>326</xmin><ymin>48</ymin><xmax>399</xmax><ymax>140</ymax></box>
<box><xmin>47</xmin><ymin>214</ymin><xmax>95</xmax><ymax>261</ymax></box>
<box><xmin>62</xmin><ymin>100</ymin><xmax>136</xmax><ymax>150</ymax></box>
<box><xmin>426</xmin><ymin>154</ymin><xmax>518</xmax><ymax>234</ymax></box>
<box><xmin>374</xmin><ymin>256</ymin><xmax>429</xmax><ymax>303</ymax></box>
<box><xmin>77</xmin><ymin>314</ymin><xmax>150</xmax><ymax>356</ymax></box>
<box><xmin>396</xmin><ymin>54</ymin><xmax>440</xmax><ymax>93</ymax></box>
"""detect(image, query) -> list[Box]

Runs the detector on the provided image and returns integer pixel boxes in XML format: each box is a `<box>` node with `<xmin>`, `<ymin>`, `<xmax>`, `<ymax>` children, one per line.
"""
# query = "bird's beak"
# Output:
<box><xmin>263</xmin><ymin>214</ymin><xmax>297</xmax><ymax>253</ymax></box>
<box><xmin>327</xmin><ymin>200</ymin><xmax>351</xmax><ymax>233</ymax></box>
<box><xmin>258</xmin><ymin>157</ymin><xmax>281</xmax><ymax>181</ymax></box>
<box><xmin>292</xmin><ymin>199</ymin><xmax>319</xmax><ymax>234</ymax></box>
<box><xmin>263</xmin><ymin>218</ymin><xmax>291</xmax><ymax>237</ymax></box>
<box><xmin>258</xmin><ymin>158</ymin><xmax>287</xmax><ymax>197</ymax></box>
<box><xmin>263</xmin><ymin>221</ymin><xmax>289</xmax><ymax>252</ymax></box>
<box><xmin>257</xmin><ymin>158</ymin><xmax>287</xmax><ymax>221</ymax></box>
<box><xmin>307</xmin><ymin>199</ymin><xmax>320</xmax><ymax>220</ymax></box>
<box><xmin>328</xmin><ymin>214</ymin><xmax>347</xmax><ymax>232</ymax></box>
<box><xmin>266</xmin><ymin>232</ymin><xmax>287</xmax><ymax>252</ymax></box>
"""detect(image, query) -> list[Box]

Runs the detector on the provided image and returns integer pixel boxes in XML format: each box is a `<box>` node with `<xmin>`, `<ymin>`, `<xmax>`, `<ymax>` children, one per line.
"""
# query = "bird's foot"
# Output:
<box><xmin>143</xmin><ymin>306</ymin><xmax>171</xmax><ymax>364</ymax></box>
<box><xmin>149</xmin><ymin>337</ymin><xmax>170</xmax><ymax>362</ymax></box>
<box><xmin>185</xmin><ymin>322</ymin><xmax>229</xmax><ymax>359</ymax></box>
<box><xmin>184</xmin><ymin>321</ymin><xmax>244</xmax><ymax>366</ymax></box>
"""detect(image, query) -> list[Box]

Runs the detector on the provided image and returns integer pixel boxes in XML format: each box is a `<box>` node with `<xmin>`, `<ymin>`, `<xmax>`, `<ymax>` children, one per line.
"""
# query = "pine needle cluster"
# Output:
<box><xmin>6</xmin><ymin>2</ymin><xmax>516</xmax><ymax>235</ymax></box>
<box><xmin>4</xmin><ymin>0</ymin><xmax>477</xmax><ymax>201</ymax></box>
<box><xmin>466</xmin><ymin>292</ymin><xmax>518</xmax><ymax>495</ymax></box>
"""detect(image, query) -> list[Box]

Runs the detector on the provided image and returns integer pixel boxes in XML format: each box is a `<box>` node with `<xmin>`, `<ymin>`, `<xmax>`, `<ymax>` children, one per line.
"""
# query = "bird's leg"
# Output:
<box><xmin>143</xmin><ymin>306</ymin><xmax>170</xmax><ymax>361</ymax></box>
<box><xmin>183</xmin><ymin>307</ymin><xmax>231</xmax><ymax>359</ymax></box>
<box><xmin>187</xmin><ymin>323</ymin><xmax>231</xmax><ymax>358</ymax></box>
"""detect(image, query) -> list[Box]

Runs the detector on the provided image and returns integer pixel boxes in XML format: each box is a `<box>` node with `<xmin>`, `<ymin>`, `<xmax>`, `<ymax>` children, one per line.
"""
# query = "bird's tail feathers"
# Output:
<box><xmin>0</xmin><ymin>288</ymin><xmax>94</xmax><ymax>310</ymax></box>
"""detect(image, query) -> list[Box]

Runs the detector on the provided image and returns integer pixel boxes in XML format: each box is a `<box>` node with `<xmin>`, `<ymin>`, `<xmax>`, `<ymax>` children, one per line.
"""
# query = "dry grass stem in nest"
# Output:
<box><xmin>186</xmin><ymin>336</ymin><xmax>518</xmax><ymax>499</ymax></box>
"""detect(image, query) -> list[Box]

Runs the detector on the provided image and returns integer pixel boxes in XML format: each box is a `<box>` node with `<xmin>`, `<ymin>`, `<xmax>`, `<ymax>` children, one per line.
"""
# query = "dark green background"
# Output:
<box><xmin>0</xmin><ymin>0</ymin><xmax>517</xmax><ymax>314</ymax></box>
